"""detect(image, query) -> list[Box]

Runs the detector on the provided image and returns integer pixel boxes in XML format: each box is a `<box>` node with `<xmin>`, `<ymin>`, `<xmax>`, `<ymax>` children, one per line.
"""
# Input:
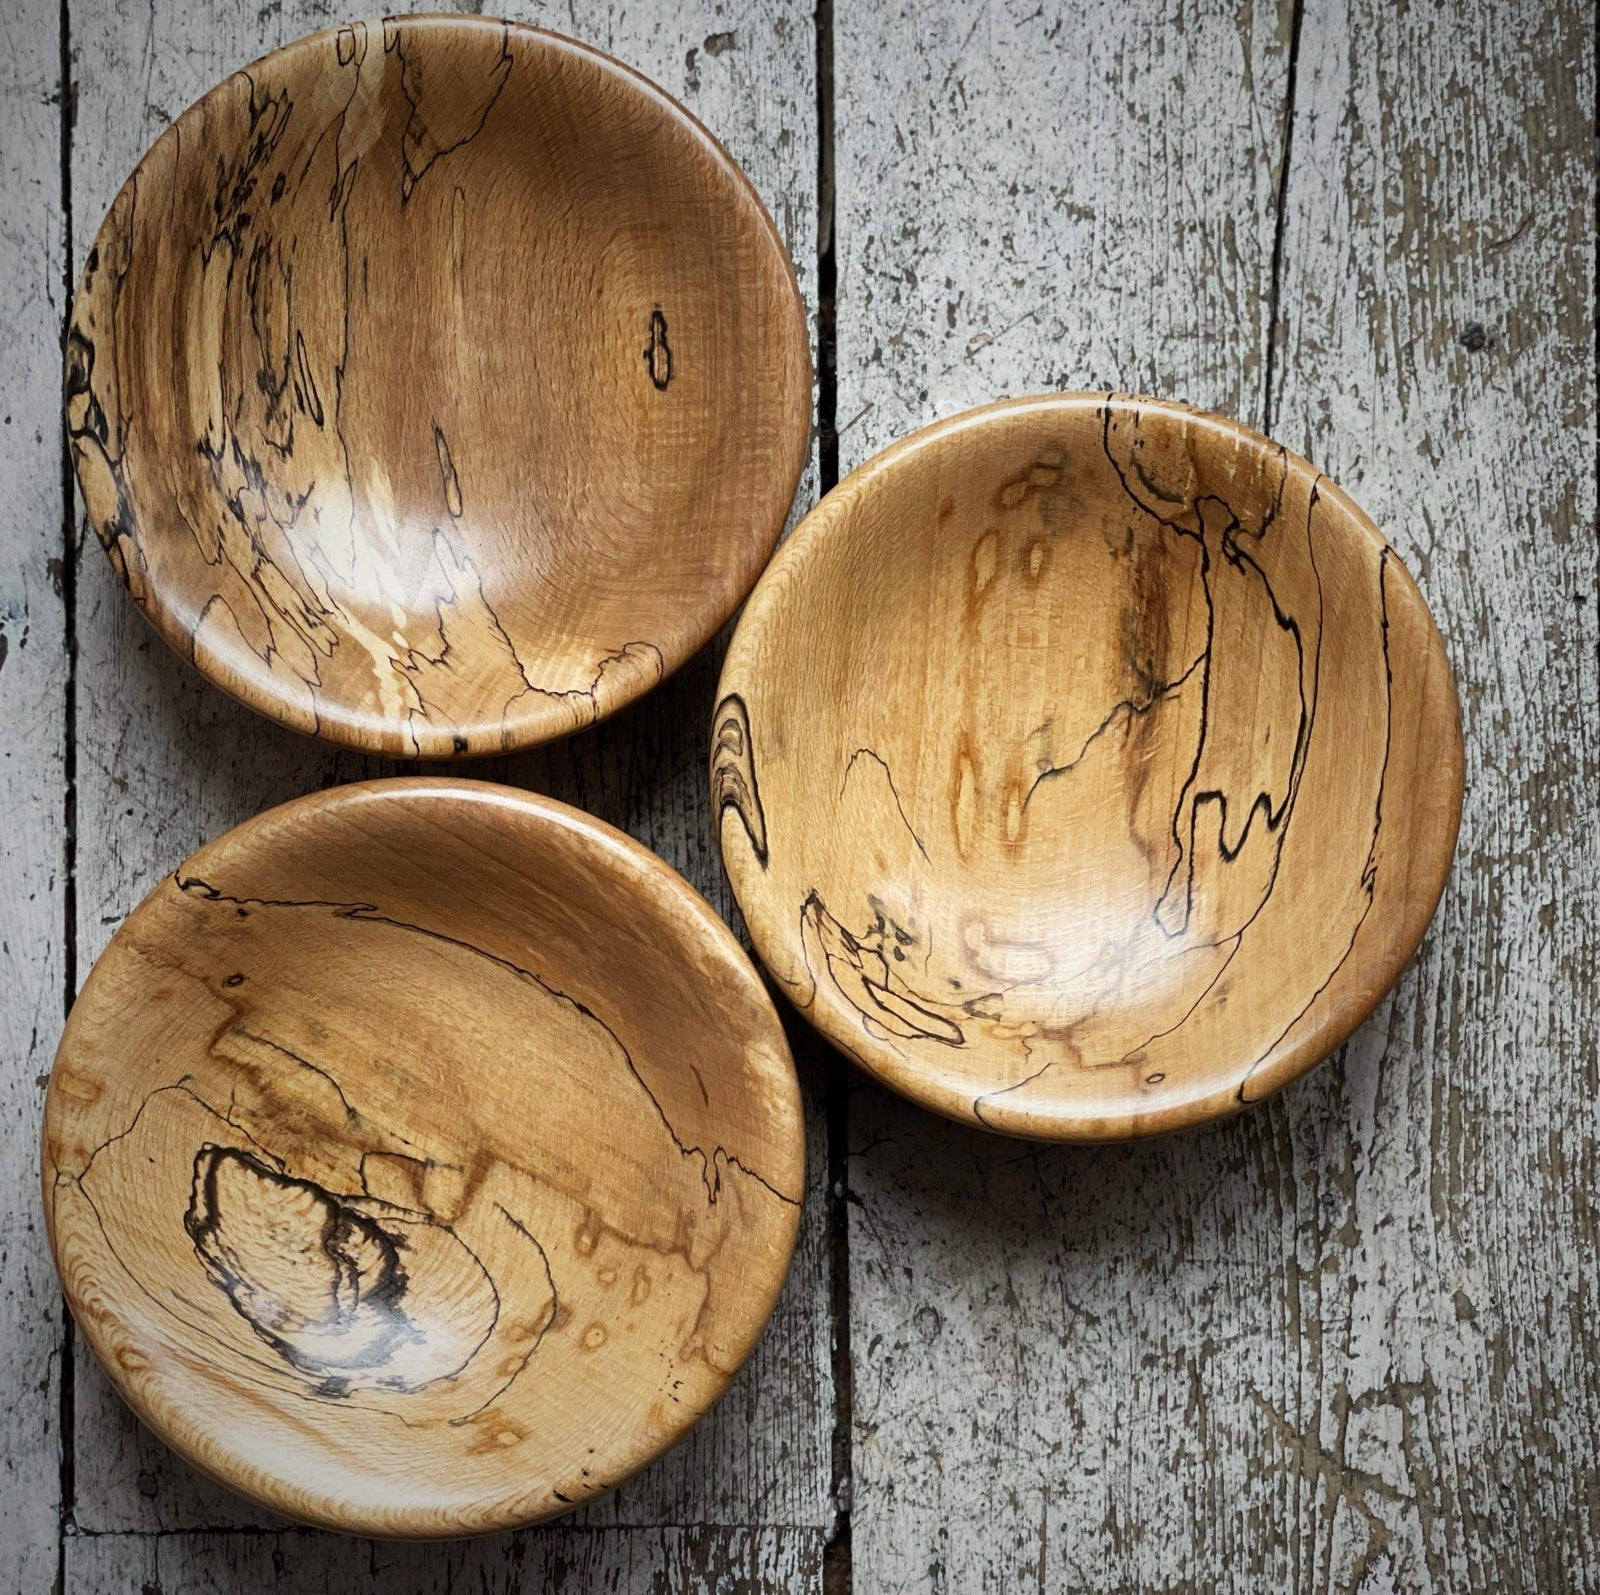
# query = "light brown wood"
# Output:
<box><xmin>60</xmin><ymin>0</ymin><xmax>830</xmax><ymax>1558</ymax></box>
<box><xmin>716</xmin><ymin>393</ymin><xmax>1463</xmax><ymax>1141</ymax></box>
<box><xmin>43</xmin><ymin>778</ymin><xmax>804</xmax><ymax>1537</ymax></box>
<box><xmin>64</xmin><ymin>15</ymin><xmax>811</xmax><ymax>758</ymax></box>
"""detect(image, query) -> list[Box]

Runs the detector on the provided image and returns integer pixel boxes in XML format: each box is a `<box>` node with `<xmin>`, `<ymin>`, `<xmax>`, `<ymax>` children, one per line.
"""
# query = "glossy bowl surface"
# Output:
<box><xmin>66</xmin><ymin>17</ymin><xmax>811</xmax><ymax>755</ymax></box>
<box><xmin>45</xmin><ymin>779</ymin><xmax>804</xmax><ymax>1535</ymax></box>
<box><xmin>716</xmin><ymin>394</ymin><xmax>1463</xmax><ymax>1139</ymax></box>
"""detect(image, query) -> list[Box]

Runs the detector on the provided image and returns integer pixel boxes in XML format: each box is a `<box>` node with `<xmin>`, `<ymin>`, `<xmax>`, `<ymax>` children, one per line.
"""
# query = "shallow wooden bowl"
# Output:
<box><xmin>44</xmin><ymin>780</ymin><xmax>803</xmax><ymax>1535</ymax></box>
<box><xmin>66</xmin><ymin>17</ymin><xmax>810</xmax><ymax>757</ymax></box>
<box><xmin>715</xmin><ymin>395</ymin><xmax>1463</xmax><ymax>1140</ymax></box>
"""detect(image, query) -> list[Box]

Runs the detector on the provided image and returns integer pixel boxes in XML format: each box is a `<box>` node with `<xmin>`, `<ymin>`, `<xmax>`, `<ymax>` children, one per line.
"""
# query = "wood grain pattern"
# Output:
<box><xmin>718</xmin><ymin>393</ymin><xmax>1461</xmax><ymax>1139</ymax></box>
<box><xmin>834</xmin><ymin>0</ymin><xmax>1595</xmax><ymax>1588</ymax></box>
<box><xmin>65</xmin><ymin>0</ymin><xmax>830</xmax><ymax>1563</ymax></box>
<box><xmin>45</xmin><ymin>780</ymin><xmax>803</xmax><ymax>1537</ymax></box>
<box><xmin>66</xmin><ymin>14</ymin><xmax>810</xmax><ymax>757</ymax></box>
<box><xmin>12</xmin><ymin>0</ymin><xmax>1588</xmax><ymax>1587</ymax></box>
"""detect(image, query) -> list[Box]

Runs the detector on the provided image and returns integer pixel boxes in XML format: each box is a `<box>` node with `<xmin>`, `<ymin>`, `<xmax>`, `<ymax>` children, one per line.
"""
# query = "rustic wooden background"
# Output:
<box><xmin>2</xmin><ymin>0</ymin><xmax>1594</xmax><ymax>1589</ymax></box>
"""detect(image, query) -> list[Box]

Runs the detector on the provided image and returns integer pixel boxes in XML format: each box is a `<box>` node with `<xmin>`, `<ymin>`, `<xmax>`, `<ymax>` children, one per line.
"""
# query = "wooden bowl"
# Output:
<box><xmin>65</xmin><ymin>17</ymin><xmax>810</xmax><ymax>757</ymax></box>
<box><xmin>44</xmin><ymin>780</ymin><xmax>803</xmax><ymax>1535</ymax></box>
<box><xmin>715</xmin><ymin>395</ymin><xmax>1463</xmax><ymax>1140</ymax></box>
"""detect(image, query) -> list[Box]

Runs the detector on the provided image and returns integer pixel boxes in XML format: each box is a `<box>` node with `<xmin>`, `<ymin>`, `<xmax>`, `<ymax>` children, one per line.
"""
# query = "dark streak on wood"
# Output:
<box><xmin>58</xmin><ymin>0</ymin><xmax>828</xmax><ymax>1575</ymax></box>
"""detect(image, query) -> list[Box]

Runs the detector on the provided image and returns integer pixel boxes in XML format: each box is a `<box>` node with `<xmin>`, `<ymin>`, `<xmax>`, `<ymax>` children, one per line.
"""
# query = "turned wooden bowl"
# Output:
<box><xmin>65</xmin><ymin>17</ymin><xmax>810</xmax><ymax>757</ymax></box>
<box><xmin>44</xmin><ymin>780</ymin><xmax>803</xmax><ymax>1535</ymax></box>
<box><xmin>715</xmin><ymin>395</ymin><xmax>1463</xmax><ymax>1140</ymax></box>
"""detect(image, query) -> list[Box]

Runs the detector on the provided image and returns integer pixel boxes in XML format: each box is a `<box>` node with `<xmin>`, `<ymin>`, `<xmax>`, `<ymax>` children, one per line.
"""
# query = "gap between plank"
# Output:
<box><xmin>55</xmin><ymin>0</ymin><xmax>78</xmax><ymax>1583</ymax></box>
<box><xmin>1261</xmin><ymin>0</ymin><xmax>1306</xmax><ymax>437</ymax></box>
<box><xmin>814</xmin><ymin>2</ymin><xmax>851</xmax><ymax>1592</ymax></box>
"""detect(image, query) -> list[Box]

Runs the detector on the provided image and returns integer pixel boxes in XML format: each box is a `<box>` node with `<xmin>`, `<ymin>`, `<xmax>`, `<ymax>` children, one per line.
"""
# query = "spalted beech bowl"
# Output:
<box><xmin>715</xmin><ymin>395</ymin><xmax>1463</xmax><ymax>1140</ymax></box>
<box><xmin>44</xmin><ymin>781</ymin><xmax>803</xmax><ymax>1535</ymax></box>
<box><xmin>66</xmin><ymin>17</ymin><xmax>810</xmax><ymax>757</ymax></box>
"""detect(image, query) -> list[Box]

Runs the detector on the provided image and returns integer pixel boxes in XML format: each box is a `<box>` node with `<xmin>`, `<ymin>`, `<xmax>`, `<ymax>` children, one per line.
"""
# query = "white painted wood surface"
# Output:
<box><xmin>0</xmin><ymin>1</ymin><xmax>66</xmax><ymax>1590</ymax></box>
<box><xmin>835</xmin><ymin>0</ymin><xmax>1597</xmax><ymax>1591</ymax></box>
<box><xmin>1</xmin><ymin>0</ymin><xmax>1592</xmax><ymax>1587</ymax></box>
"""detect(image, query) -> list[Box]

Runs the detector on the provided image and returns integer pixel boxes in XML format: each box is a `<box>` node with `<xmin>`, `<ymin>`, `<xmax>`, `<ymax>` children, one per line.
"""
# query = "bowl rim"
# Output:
<box><xmin>717</xmin><ymin>390</ymin><xmax>1465</xmax><ymax>1141</ymax></box>
<box><xmin>66</xmin><ymin>13</ymin><xmax>813</xmax><ymax>758</ymax></box>
<box><xmin>43</xmin><ymin>776</ymin><xmax>805</xmax><ymax>1536</ymax></box>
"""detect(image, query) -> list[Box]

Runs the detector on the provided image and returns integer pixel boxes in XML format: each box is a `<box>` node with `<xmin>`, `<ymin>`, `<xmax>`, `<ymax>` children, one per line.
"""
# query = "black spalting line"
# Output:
<box><xmin>1100</xmin><ymin>402</ymin><xmax>1319</xmax><ymax>940</ymax></box>
<box><xmin>458</xmin><ymin>1203</ymin><xmax>560</xmax><ymax>1427</ymax></box>
<box><xmin>76</xmin><ymin>1079</ymin><xmax>287</xmax><ymax>1172</ymax></box>
<box><xmin>434</xmin><ymin>423</ymin><xmax>463</xmax><ymax>517</ymax></box>
<box><xmin>184</xmin><ymin>1144</ymin><xmax>429</xmax><ymax>1394</ymax></box>
<box><xmin>1023</xmin><ymin>651</ymin><xmax>1207</xmax><ymax>813</ymax></box>
<box><xmin>1175</xmin><ymin>476</ymin><xmax>1330</xmax><ymax>964</ymax></box>
<box><xmin>63</xmin><ymin>1077</ymin><xmax>551</xmax><ymax>1423</ymax></box>
<box><xmin>396</xmin><ymin>516</ymin><xmax>545</xmax><ymax>711</ymax></box>
<box><xmin>358</xmin><ymin>1147</ymin><xmax>462</xmax><ymax>1195</ymax></box>
<box><xmin>1237</xmin><ymin>543</ymin><xmax>1395</xmax><ymax>1099</ymax></box>
<box><xmin>388</xmin><ymin>16</ymin><xmax>514</xmax><ymax>204</ymax></box>
<box><xmin>172</xmin><ymin>874</ymin><xmax>801</xmax><ymax>1210</ymax></box>
<box><xmin>1150</xmin><ymin>476</ymin><xmax>1327</xmax><ymax>975</ymax></box>
<box><xmin>645</xmin><ymin>307</ymin><xmax>673</xmax><ymax>390</ymax></box>
<box><xmin>517</xmin><ymin>639</ymin><xmax>666</xmax><ymax>717</ymax></box>
<box><xmin>393</xmin><ymin>457</ymin><xmax>666</xmax><ymax>746</ymax></box>
<box><xmin>234</xmin><ymin>1028</ymin><xmax>361</xmax><ymax>1123</ymax></box>
<box><xmin>799</xmin><ymin>890</ymin><xmax>965</xmax><ymax>1050</ymax></box>
<box><xmin>1154</xmin><ymin>517</ymin><xmax>1312</xmax><ymax>932</ymax></box>
<box><xmin>841</xmin><ymin>746</ymin><xmax>930</xmax><ymax>861</ymax></box>
<box><xmin>969</xmin><ymin>410</ymin><xmax>1343</xmax><ymax>1117</ymax></box>
<box><xmin>1132</xmin><ymin>454</ymin><xmax>1185</xmax><ymax>507</ymax></box>
<box><xmin>711</xmin><ymin>691</ymin><xmax>770</xmax><ymax>866</ymax></box>
<box><xmin>972</xmin><ymin>1037</ymin><xmax>1067</xmax><ymax>1130</ymax></box>
<box><xmin>1233</xmin><ymin>438</ymin><xmax>1291</xmax><ymax>547</ymax></box>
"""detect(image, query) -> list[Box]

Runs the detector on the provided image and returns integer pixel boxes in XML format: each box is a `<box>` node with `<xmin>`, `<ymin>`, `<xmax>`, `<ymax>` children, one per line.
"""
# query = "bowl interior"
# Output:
<box><xmin>45</xmin><ymin>781</ymin><xmax>802</xmax><ymax>1534</ymax></box>
<box><xmin>717</xmin><ymin>396</ymin><xmax>1462</xmax><ymax>1138</ymax></box>
<box><xmin>66</xmin><ymin>17</ymin><xmax>810</xmax><ymax>756</ymax></box>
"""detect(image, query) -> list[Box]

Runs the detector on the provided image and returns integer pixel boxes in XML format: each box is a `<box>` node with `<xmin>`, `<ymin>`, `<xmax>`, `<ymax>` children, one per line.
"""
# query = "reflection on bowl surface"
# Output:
<box><xmin>45</xmin><ymin>781</ymin><xmax>803</xmax><ymax>1535</ymax></box>
<box><xmin>66</xmin><ymin>17</ymin><xmax>810</xmax><ymax>756</ymax></box>
<box><xmin>717</xmin><ymin>394</ymin><xmax>1462</xmax><ymax>1140</ymax></box>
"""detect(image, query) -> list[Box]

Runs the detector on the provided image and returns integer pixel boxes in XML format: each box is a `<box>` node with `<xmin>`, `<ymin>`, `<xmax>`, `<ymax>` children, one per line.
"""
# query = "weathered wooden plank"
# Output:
<box><xmin>833</xmin><ymin>2</ymin><xmax>1301</xmax><ymax>1588</ymax></box>
<box><xmin>833</xmin><ymin>1</ymin><xmax>1596</xmax><ymax>1592</ymax></box>
<box><xmin>66</xmin><ymin>0</ymin><xmax>827</xmax><ymax>1562</ymax></box>
<box><xmin>834</xmin><ymin>0</ymin><xmax>1293</xmax><ymax>446</ymax></box>
<box><xmin>0</xmin><ymin>0</ymin><xmax>67</xmax><ymax>1588</ymax></box>
<box><xmin>64</xmin><ymin>1525</ymin><xmax>826</xmax><ymax>1592</ymax></box>
<box><xmin>1263</xmin><ymin>0</ymin><xmax>1598</xmax><ymax>1587</ymax></box>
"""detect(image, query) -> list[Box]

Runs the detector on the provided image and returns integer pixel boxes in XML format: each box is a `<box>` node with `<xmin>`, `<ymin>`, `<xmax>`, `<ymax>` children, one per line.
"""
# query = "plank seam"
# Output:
<box><xmin>55</xmin><ymin>0</ymin><xmax>77</xmax><ymax>1580</ymax></box>
<box><xmin>815</xmin><ymin>3</ymin><xmax>852</xmax><ymax>1592</ymax></box>
<box><xmin>1261</xmin><ymin>0</ymin><xmax>1306</xmax><ymax>437</ymax></box>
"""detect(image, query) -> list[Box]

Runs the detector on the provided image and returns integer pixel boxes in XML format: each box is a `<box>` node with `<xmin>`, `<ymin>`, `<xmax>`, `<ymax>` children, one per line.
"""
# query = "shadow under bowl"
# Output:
<box><xmin>715</xmin><ymin>393</ymin><xmax>1463</xmax><ymax>1140</ymax></box>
